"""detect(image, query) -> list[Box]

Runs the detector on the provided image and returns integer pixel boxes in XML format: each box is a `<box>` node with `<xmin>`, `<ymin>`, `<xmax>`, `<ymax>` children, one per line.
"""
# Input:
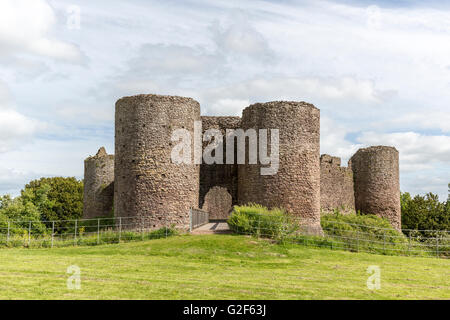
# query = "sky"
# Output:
<box><xmin>0</xmin><ymin>0</ymin><xmax>449</xmax><ymax>200</ymax></box>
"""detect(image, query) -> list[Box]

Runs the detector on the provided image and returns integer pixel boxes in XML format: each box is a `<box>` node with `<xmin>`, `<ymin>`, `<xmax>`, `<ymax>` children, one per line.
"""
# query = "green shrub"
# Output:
<box><xmin>22</xmin><ymin>177</ymin><xmax>83</xmax><ymax>233</ymax></box>
<box><xmin>322</xmin><ymin>212</ymin><xmax>405</xmax><ymax>244</ymax></box>
<box><xmin>227</xmin><ymin>204</ymin><xmax>297</xmax><ymax>239</ymax></box>
<box><xmin>0</xmin><ymin>195</ymin><xmax>47</xmax><ymax>235</ymax></box>
<box><xmin>319</xmin><ymin>212</ymin><xmax>437</xmax><ymax>256</ymax></box>
<box><xmin>401</xmin><ymin>192</ymin><xmax>450</xmax><ymax>238</ymax></box>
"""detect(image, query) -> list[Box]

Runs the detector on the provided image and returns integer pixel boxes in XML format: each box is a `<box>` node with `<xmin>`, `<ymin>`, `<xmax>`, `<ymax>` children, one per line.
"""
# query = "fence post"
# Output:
<box><xmin>356</xmin><ymin>231</ymin><xmax>359</xmax><ymax>252</ymax></box>
<box><xmin>97</xmin><ymin>218</ymin><xmax>100</xmax><ymax>245</ymax></box>
<box><xmin>119</xmin><ymin>217</ymin><xmax>122</xmax><ymax>243</ymax></box>
<box><xmin>51</xmin><ymin>221</ymin><xmax>55</xmax><ymax>248</ymax></box>
<box><xmin>165</xmin><ymin>214</ymin><xmax>168</xmax><ymax>238</ymax></box>
<box><xmin>74</xmin><ymin>219</ymin><xmax>77</xmax><ymax>246</ymax></box>
<box><xmin>436</xmin><ymin>236</ymin><xmax>439</xmax><ymax>258</ymax></box>
<box><xmin>7</xmin><ymin>221</ymin><xmax>10</xmax><ymax>245</ymax></box>
<box><xmin>408</xmin><ymin>233</ymin><xmax>411</xmax><ymax>256</ymax></box>
<box><xmin>28</xmin><ymin>221</ymin><xmax>31</xmax><ymax>247</ymax></box>
<box><xmin>257</xmin><ymin>214</ymin><xmax>261</xmax><ymax>239</ymax></box>
<box><xmin>383</xmin><ymin>231</ymin><xmax>386</xmax><ymax>254</ymax></box>
<box><xmin>189</xmin><ymin>208</ymin><xmax>192</xmax><ymax>233</ymax></box>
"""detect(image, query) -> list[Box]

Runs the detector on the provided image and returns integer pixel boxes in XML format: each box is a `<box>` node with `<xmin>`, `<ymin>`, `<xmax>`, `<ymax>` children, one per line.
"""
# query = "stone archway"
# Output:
<box><xmin>201</xmin><ymin>186</ymin><xmax>232</xmax><ymax>220</ymax></box>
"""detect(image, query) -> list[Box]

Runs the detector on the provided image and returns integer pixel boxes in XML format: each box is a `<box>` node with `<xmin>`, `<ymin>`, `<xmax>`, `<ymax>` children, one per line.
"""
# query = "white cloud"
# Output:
<box><xmin>320</xmin><ymin>117</ymin><xmax>361</xmax><ymax>164</ymax></box>
<box><xmin>207</xmin><ymin>98</ymin><xmax>250</xmax><ymax>116</ymax></box>
<box><xmin>0</xmin><ymin>81</ymin><xmax>43</xmax><ymax>152</ymax></box>
<box><xmin>382</xmin><ymin>111</ymin><xmax>450</xmax><ymax>133</ymax></box>
<box><xmin>357</xmin><ymin>131</ymin><xmax>450</xmax><ymax>171</ymax></box>
<box><xmin>195</xmin><ymin>76</ymin><xmax>382</xmax><ymax>115</ymax></box>
<box><xmin>211</xmin><ymin>11</ymin><xmax>272</xmax><ymax>58</ymax></box>
<box><xmin>0</xmin><ymin>166</ymin><xmax>43</xmax><ymax>196</ymax></box>
<box><xmin>0</xmin><ymin>0</ymin><xmax>84</xmax><ymax>63</ymax></box>
<box><xmin>0</xmin><ymin>137</ymin><xmax>113</xmax><ymax>195</ymax></box>
<box><xmin>127</xmin><ymin>44</ymin><xmax>219</xmax><ymax>75</ymax></box>
<box><xmin>0</xmin><ymin>110</ymin><xmax>41</xmax><ymax>152</ymax></box>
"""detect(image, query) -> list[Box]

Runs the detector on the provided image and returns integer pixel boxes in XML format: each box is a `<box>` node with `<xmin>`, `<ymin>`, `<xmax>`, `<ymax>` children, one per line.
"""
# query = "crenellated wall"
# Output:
<box><xmin>320</xmin><ymin>154</ymin><xmax>355</xmax><ymax>214</ymax></box>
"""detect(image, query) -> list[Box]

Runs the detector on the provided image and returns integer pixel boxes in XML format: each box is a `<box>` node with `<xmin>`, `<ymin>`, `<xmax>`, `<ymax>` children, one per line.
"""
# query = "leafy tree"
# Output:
<box><xmin>22</xmin><ymin>177</ymin><xmax>83</xmax><ymax>222</ymax></box>
<box><xmin>401</xmin><ymin>191</ymin><xmax>450</xmax><ymax>237</ymax></box>
<box><xmin>0</xmin><ymin>194</ymin><xmax>47</xmax><ymax>234</ymax></box>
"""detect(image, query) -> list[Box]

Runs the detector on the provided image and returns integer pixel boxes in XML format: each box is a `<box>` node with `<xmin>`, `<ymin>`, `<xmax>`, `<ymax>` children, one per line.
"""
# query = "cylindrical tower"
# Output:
<box><xmin>238</xmin><ymin>101</ymin><xmax>321</xmax><ymax>234</ymax></box>
<box><xmin>83</xmin><ymin>147</ymin><xmax>114</xmax><ymax>219</ymax></box>
<box><xmin>114</xmin><ymin>94</ymin><xmax>200</xmax><ymax>230</ymax></box>
<box><xmin>349</xmin><ymin>146</ymin><xmax>401</xmax><ymax>230</ymax></box>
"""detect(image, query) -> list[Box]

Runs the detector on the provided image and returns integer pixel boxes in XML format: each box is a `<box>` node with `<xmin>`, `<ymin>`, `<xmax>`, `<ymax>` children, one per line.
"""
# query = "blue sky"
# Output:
<box><xmin>0</xmin><ymin>0</ymin><xmax>449</xmax><ymax>199</ymax></box>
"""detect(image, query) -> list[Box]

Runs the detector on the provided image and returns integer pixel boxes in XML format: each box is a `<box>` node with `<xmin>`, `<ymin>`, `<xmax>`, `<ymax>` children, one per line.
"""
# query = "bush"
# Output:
<box><xmin>318</xmin><ymin>212</ymin><xmax>443</xmax><ymax>257</ymax></box>
<box><xmin>22</xmin><ymin>177</ymin><xmax>83</xmax><ymax>233</ymax></box>
<box><xmin>227</xmin><ymin>204</ymin><xmax>297</xmax><ymax>239</ymax></box>
<box><xmin>322</xmin><ymin>212</ymin><xmax>405</xmax><ymax>244</ymax></box>
<box><xmin>0</xmin><ymin>195</ymin><xmax>47</xmax><ymax>235</ymax></box>
<box><xmin>401</xmin><ymin>192</ymin><xmax>450</xmax><ymax>238</ymax></box>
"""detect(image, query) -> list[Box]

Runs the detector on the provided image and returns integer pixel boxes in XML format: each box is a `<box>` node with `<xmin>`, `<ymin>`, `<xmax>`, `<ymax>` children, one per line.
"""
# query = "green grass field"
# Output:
<box><xmin>0</xmin><ymin>234</ymin><xmax>448</xmax><ymax>300</ymax></box>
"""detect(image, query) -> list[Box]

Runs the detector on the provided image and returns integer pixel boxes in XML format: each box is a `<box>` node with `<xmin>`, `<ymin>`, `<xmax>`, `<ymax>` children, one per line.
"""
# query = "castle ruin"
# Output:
<box><xmin>83</xmin><ymin>147</ymin><xmax>114</xmax><ymax>219</ymax></box>
<box><xmin>83</xmin><ymin>94</ymin><xmax>401</xmax><ymax>232</ymax></box>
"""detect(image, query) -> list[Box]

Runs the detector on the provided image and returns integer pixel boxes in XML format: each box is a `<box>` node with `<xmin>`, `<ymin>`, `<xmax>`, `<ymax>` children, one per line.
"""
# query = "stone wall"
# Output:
<box><xmin>238</xmin><ymin>101</ymin><xmax>322</xmax><ymax>234</ymax></box>
<box><xmin>83</xmin><ymin>147</ymin><xmax>114</xmax><ymax>219</ymax></box>
<box><xmin>350</xmin><ymin>146</ymin><xmax>401</xmax><ymax>230</ymax></box>
<box><xmin>199</xmin><ymin>116</ymin><xmax>240</xmax><ymax>208</ymax></box>
<box><xmin>201</xmin><ymin>186</ymin><xmax>233</xmax><ymax>220</ymax></box>
<box><xmin>320</xmin><ymin>154</ymin><xmax>355</xmax><ymax>214</ymax></box>
<box><xmin>114</xmin><ymin>94</ymin><xmax>200</xmax><ymax>230</ymax></box>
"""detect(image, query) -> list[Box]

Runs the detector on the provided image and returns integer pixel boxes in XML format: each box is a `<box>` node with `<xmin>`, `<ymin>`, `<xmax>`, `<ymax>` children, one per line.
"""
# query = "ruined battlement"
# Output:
<box><xmin>83</xmin><ymin>147</ymin><xmax>114</xmax><ymax>219</ymax></box>
<box><xmin>320</xmin><ymin>154</ymin><xmax>355</xmax><ymax>214</ymax></box>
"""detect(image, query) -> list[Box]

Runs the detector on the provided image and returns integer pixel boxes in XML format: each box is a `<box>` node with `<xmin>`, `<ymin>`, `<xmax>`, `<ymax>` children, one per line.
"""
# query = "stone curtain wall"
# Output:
<box><xmin>199</xmin><ymin>116</ymin><xmax>240</xmax><ymax>208</ymax></box>
<box><xmin>201</xmin><ymin>186</ymin><xmax>233</xmax><ymax>220</ymax></box>
<box><xmin>238</xmin><ymin>101</ymin><xmax>322</xmax><ymax>234</ymax></box>
<box><xmin>83</xmin><ymin>147</ymin><xmax>114</xmax><ymax>219</ymax></box>
<box><xmin>350</xmin><ymin>146</ymin><xmax>401</xmax><ymax>230</ymax></box>
<box><xmin>114</xmin><ymin>94</ymin><xmax>200</xmax><ymax>230</ymax></box>
<box><xmin>320</xmin><ymin>154</ymin><xmax>355</xmax><ymax>214</ymax></box>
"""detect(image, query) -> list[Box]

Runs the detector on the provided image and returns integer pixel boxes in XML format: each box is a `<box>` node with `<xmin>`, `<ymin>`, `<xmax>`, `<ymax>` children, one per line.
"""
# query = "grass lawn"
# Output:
<box><xmin>0</xmin><ymin>234</ymin><xmax>448</xmax><ymax>299</ymax></box>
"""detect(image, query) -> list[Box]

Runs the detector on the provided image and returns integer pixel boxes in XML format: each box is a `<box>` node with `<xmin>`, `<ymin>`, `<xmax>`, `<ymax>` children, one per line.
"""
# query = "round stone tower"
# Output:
<box><xmin>114</xmin><ymin>94</ymin><xmax>200</xmax><ymax>230</ymax></box>
<box><xmin>349</xmin><ymin>146</ymin><xmax>401</xmax><ymax>230</ymax></box>
<box><xmin>238</xmin><ymin>101</ymin><xmax>322</xmax><ymax>234</ymax></box>
<box><xmin>83</xmin><ymin>147</ymin><xmax>114</xmax><ymax>219</ymax></box>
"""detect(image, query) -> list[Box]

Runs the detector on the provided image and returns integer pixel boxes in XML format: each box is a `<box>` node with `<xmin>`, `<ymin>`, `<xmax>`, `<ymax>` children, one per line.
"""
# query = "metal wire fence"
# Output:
<box><xmin>0</xmin><ymin>216</ymin><xmax>176</xmax><ymax>248</ymax></box>
<box><xmin>226</xmin><ymin>213</ymin><xmax>450</xmax><ymax>259</ymax></box>
<box><xmin>1</xmin><ymin>211</ymin><xmax>449</xmax><ymax>259</ymax></box>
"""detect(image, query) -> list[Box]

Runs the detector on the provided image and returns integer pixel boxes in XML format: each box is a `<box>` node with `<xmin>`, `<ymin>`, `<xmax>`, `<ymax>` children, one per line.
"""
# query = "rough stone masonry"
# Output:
<box><xmin>83</xmin><ymin>94</ymin><xmax>402</xmax><ymax>232</ymax></box>
<box><xmin>83</xmin><ymin>147</ymin><xmax>114</xmax><ymax>219</ymax></box>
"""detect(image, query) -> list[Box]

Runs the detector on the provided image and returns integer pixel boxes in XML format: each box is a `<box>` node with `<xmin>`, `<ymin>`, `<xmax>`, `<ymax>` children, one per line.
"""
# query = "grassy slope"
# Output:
<box><xmin>0</xmin><ymin>234</ymin><xmax>448</xmax><ymax>300</ymax></box>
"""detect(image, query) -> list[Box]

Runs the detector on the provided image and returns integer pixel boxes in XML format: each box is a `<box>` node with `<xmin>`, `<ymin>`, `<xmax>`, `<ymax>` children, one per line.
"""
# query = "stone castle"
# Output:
<box><xmin>83</xmin><ymin>94</ymin><xmax>401</xmax><ymax>233</ymax></box>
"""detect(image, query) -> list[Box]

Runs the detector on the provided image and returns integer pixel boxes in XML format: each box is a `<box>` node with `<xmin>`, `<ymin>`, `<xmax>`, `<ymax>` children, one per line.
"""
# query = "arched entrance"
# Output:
<box><xmin>201</xmin><ymin>186</ymin><xmax>232</xmax><ymax>221</ymax></box>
